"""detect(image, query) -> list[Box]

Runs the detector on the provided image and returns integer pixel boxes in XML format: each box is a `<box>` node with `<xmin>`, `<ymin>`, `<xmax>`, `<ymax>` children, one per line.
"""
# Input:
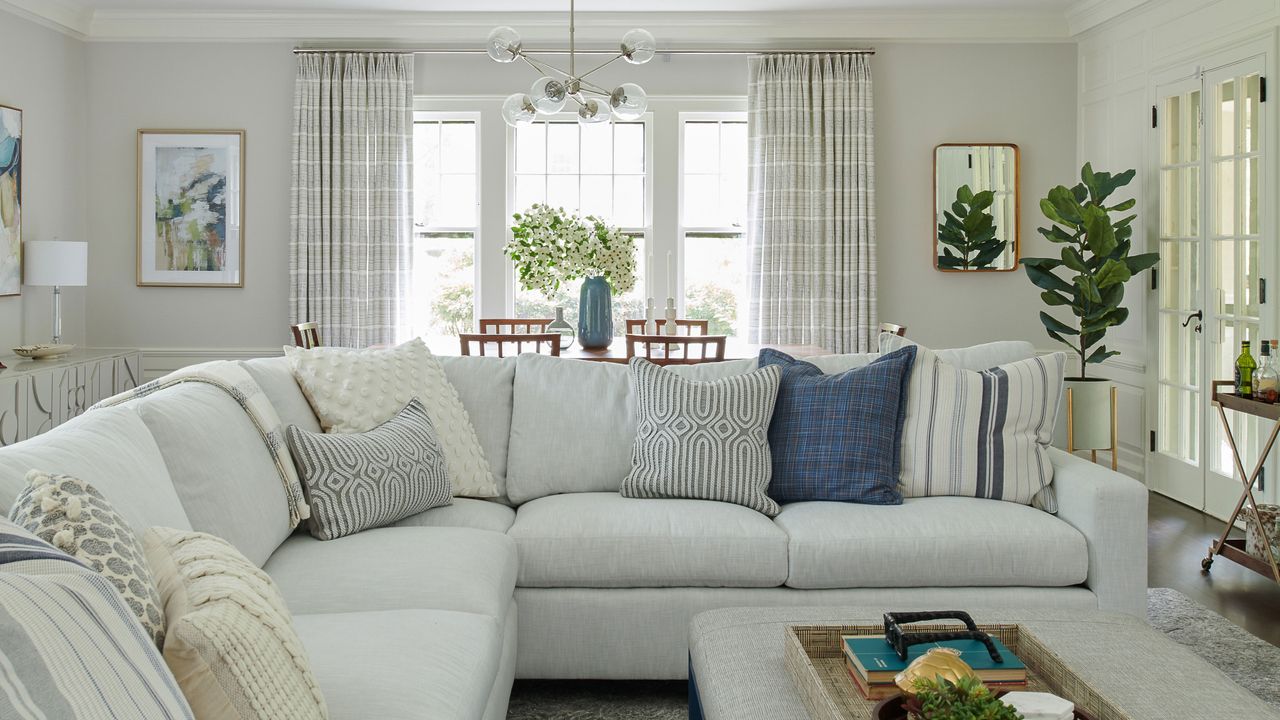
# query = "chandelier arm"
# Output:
<box><xmin>575</xmin><ymin>78</ymin><xmax>614</xmax><ymax>96</ymax></box>
<box><xmin>576</xmin><ymin>53</ymin><xmax>625</xmax><ymax>82</ymax></box>
<box><xmin>520</xmin><ymin>54</ymin><xmax>571</xmax><ymax>80</ymax></box>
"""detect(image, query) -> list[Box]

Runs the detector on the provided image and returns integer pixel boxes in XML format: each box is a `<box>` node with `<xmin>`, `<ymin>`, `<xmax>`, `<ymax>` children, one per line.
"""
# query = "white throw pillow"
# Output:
<box><xmin>882</xmin><ymin>333</ymin><xmax>1065</xmax><ymax>510</ymax></box>
<box><xmin>284</xmin><ymin>339</ymin><xmax>498</xmax><ymax>498</ymax></box>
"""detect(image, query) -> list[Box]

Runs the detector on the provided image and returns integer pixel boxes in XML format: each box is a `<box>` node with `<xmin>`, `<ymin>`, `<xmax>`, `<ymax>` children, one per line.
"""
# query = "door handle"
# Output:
<box><xmin>1182</xmin><ymin>309</ymin><xmax>1203</xmax><ymax>334</ymax></box>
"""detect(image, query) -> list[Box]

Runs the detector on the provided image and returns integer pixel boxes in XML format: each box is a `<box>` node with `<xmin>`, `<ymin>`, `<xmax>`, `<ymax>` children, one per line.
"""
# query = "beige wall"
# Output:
<box><xmin>77</xmin><ymin>40</ymin><xmax>1076</xmax><ymax>366</ymax></box>
<box><xmin>875</xmin><ymin>42</ymin><xmax>1078</xmax><ymax>350</ymax></box>
<box><xmin>0</xmin><ymin>12</ymin><xmax>87</xmax><ymax>347</ymax></box>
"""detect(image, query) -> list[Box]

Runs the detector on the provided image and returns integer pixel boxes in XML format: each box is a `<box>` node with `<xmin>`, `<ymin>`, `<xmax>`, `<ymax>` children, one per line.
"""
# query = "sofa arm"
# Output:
<box><xmin>1049</xmin><ymin>447</ymin><xmax>1148</xmax><ymax>617</ymax></box>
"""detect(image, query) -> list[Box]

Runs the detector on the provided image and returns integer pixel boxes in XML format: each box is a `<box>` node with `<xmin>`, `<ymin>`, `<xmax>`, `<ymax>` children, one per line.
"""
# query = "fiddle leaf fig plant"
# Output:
<box><xmin>1020</xmin><ymin>163</ymin><xmax>1160</xmax><ymax>379</ymax></box>
<box><xmin>937</xmin><ymin>184</ymin><xmax>1007</xmax><ymax>270</ymax></box>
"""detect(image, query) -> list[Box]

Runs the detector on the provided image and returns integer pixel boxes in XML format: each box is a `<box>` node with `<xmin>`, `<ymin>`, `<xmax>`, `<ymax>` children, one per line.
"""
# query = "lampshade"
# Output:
<box><xmin>24</xmin><ymin>241</ymin><xmax>88</xmax><ymax>287</ymax></box>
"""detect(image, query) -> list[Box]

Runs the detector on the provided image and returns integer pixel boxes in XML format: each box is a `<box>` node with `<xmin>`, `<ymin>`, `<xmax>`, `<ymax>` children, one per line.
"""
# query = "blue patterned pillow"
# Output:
<box><xmin>759</xmin><ymin>346</ymin><xmax>916</xmax><ymax>504</ymax></box>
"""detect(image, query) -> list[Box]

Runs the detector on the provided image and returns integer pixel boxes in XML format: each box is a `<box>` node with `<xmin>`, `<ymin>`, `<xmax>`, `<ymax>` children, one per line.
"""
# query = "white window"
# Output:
<box><xmin>412</xmin><ymin>113</ymin><xmax>479</xmax><ymax>338</ymax></box>
<box><xmin>510</xmin><ymin>118</ymin><xmax>650</xmax><ymax>331</ymax></box>
<box><xmin>679</xmin><ymin>115</ymin><xmax>747</xmax><ymax>336</ymax></box>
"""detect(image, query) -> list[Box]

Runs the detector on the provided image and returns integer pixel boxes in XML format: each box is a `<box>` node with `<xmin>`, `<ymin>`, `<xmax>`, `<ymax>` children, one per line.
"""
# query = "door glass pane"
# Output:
<box><xmin>1190</xmin><ymin>90</ymin><xmax>1201</xmax><ymax>162</ymax></box>
<box><xmin>1214</xmin><ymin>160</ymin><xmax>1236</xmax><ymax>236</ymax></box>
<box><xmin>1244</xmin><ymin>156</ymin><xmax>1259</xmax><ymax>236</ymax></box>
<box><xmin>1217</xmin><ymin>79</ymin><xmax>1235</xmax><ymax>156</ymax></box>
<box><xmin>1243</xmin><ymin>74</ymin><xmax>1261</xmax><ymax>153</ymax></box>
<box><xmin>1164</xmin><ymin>94</ymin><xmax>1181</xmax><ymax>164</ymax></box>
<box><xmin>1161</xmin><ymin>168</ymin><xmax>1182</xmax><ymax>237</ymax></box>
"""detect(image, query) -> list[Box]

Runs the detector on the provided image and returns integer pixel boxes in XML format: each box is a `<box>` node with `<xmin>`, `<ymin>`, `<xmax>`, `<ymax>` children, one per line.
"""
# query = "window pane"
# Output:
<box><xmin>684</xmin><ymin>232</ymin><xmax>746</xmax><ymax>337</ymax></box>
<box><xmin>411</xmin><ymin>233</ymin><xmax>474</xmax><ymax>338</ymax></box>
<box><xmin>720</xmin><ymin>122</ymin><xmax>747</xmax><ymax>176</ymax></box>
<box><xmin>547</xmin><ymin>175</ymin><xmax>579</xmax><ymax>212</ymax></box>
<box><xmin>547</xmin><ymin>123</ymin><xmax>579</xmax><ymax>174</ymax></box>
<box><xmin>580</xmin><ymin>122</ymin><xmax>613</xmax><ymax>175</ymax></box>
<box><xmin>580</xmin><ymin>176</ymin><xmax>612</xmax><ymax>219</ymax></box>
<box><xmin>516</xmin><ymin>124</ymin><xmax>546</xmax><ymax>174</ymax></box>
<box><xmin>614</xmin><ymin>176</ymin><xmax>644</xmax><ymax>228</ymax></box>
<box><xmin>514</xmin><ymin>175</ymin><xmax>546</xmax><ymax>214</ymax></box>
<box><xmin>1217</xmin><ymin>79</ymin><xmax>1235</xmax><ymax>157</ymax></box>
<box><xmin>683</xmin><ymin>122</ymin><xmax>719</xmax><ymax>174</ymax></box>
<box><xmin>683</xmin><ymin>174</ymin><xmax>719</xmax><ymax>226</ymax></box>
<box><xmin>614</xmin><ymin>123</ymin><xmax>645</xmax><ymax>173</ymax></box>
<box><xmin>438</xmin><ymin>175</ymin><xmax>476</xmax><ymax>226</ymax></box>
<box><xmin>440</xmin><ymin>122</ymin><xmax>475</xmax><ymax>174</ymax></box>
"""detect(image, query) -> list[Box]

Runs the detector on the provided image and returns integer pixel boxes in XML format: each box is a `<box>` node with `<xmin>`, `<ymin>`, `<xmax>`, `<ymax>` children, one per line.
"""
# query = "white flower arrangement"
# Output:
<box><xmin>505</xmin><ymin>204</ymin><xmax>638</xmax><ymax>298</ymax></box>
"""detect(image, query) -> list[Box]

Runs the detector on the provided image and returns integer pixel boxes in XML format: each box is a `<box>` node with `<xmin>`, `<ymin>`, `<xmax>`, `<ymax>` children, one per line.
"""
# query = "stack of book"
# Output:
<box><xmin>841</xmin><ymin>635</ymin><xmax>1028</xmax><ymax>700</ymax></box>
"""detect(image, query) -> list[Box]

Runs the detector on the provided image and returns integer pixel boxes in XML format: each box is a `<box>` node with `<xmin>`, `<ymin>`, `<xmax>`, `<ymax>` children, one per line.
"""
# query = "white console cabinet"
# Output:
<box><xmin>0</xmin><ymin>349</ymin><xmax>142</xmax><ymax>446</ymax></box>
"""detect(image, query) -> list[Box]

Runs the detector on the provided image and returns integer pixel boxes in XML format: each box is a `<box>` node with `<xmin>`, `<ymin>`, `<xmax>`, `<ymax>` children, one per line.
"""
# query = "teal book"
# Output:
<box><xmin>842</xmin><ymin>635</ymin><xmax>1025</xmax><ymax>683</ymax></box>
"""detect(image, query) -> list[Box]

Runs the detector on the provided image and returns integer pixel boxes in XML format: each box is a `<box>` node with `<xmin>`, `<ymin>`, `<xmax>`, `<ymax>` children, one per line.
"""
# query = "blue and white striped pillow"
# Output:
<box><xmin>0</xmin><ymin>518</ymin><xmax>193</xmax><ymax>719</ymax></box>
<box><xmin>883</xmin><ymin>334</ymin><xmax>1066</xmax><ymax>510</ymax></box>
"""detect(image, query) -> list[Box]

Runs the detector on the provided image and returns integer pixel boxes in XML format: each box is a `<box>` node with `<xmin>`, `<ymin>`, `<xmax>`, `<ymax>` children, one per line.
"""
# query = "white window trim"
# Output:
<box><xmin>413</xmin><ymin>110</ymin><xmax>482</xmax><ymax>330</ymax></box>
<box><xmin>677</xmin><ymin>111</ymin><xmax>748</xmax><ymax>317</ymax></box>
<box><xmin>504</xmin><ymin>112</ymin><xmax>655</xmax><ymax>315</ymax></box>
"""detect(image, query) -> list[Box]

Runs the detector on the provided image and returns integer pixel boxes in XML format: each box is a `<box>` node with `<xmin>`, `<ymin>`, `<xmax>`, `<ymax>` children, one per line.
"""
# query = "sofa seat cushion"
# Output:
<box><xmin>263</xmin><ymin>527</ymin><xmax>516</xmax><ymax>619</ymax></box>
<box><xmin>509</xmin><ymin>492</ymin><xmax>789</xmax><ymax>588</ymax></box>
<box><xmin>393</xmin><ymin>498</ymin><xmax>516</xmax><ymax>533</ymax></box>
<box><xmin>776</xmin><ymin>497</ymin><xmax>1089</xmax><ymax>589</ymax></box>
<box><xmin>294</xmin><ymin>608</ymin><xmax>502</xmax><ymax>720</ymax></box>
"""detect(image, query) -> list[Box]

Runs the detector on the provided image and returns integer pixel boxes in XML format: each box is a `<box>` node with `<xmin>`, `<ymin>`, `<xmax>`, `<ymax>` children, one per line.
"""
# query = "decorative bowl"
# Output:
<box><xmin>872</xmin><ymin>692</ymin><xmax>1098</xmax><ymax>720</ymax></box>
<box><xmin>13</xmin><ymin>344</ymin><xmax>75</xmax><ymax>360</ymax></box>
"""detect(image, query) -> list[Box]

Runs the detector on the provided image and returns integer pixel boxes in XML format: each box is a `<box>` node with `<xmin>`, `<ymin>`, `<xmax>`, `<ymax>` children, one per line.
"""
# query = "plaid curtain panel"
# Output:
<box><xmin>746</xmin><ymin>53</ymin><xmax>877</xmax><ymax>354</ymax></box>
<box><xmin>290</xmin><ymin>52</ymin><xmax>414</xmax><ymax>348</ymax></box>
<box><xmin>760</xmin><ymin>346</ymin><xmax>915</xmax><ymax>504</ymax></box>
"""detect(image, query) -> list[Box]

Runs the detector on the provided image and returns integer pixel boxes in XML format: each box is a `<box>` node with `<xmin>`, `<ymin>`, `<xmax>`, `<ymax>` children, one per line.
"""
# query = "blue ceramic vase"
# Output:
<box><xmin>577</xmin><ymin>276</ymin><xmax>614</xmax><ymax>349</ymax></box>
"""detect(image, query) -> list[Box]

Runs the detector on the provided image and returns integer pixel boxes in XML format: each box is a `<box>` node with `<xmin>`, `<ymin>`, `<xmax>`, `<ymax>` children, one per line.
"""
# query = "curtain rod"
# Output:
<box><xmin>291</xmin><ymin>47</ymin><xmax>874</xmax><ymax>55</ymax></box>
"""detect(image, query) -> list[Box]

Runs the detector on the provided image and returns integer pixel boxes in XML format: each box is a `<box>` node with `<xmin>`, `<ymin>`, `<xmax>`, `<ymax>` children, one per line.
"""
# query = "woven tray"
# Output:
<box><xmin>783</xmin><ymin>623</ymin><xmax>1130</xmax><ymax>720</ymax></box>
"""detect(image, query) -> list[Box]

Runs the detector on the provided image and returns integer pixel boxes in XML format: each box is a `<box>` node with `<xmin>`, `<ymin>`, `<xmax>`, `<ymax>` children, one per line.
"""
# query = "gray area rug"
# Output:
<box><xmin>505</xmin><ymin>589</ymin><xmax>1279</xmax><ymax>719</ymax></box>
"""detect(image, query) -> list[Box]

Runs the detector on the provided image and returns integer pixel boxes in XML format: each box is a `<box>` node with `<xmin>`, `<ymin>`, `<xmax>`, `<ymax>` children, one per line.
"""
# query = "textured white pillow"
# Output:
<box><xmin>284</xmin><ymin>339</ymin><xmax>498</xmax><ymax>498</ymax></box>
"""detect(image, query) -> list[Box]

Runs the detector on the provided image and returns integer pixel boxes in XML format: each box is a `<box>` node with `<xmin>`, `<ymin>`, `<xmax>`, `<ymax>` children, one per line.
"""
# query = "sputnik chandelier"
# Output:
<box><xmin>486</xmin><ymin>0</ymin><xmax>656</xmax><ymax>126</ymax></box>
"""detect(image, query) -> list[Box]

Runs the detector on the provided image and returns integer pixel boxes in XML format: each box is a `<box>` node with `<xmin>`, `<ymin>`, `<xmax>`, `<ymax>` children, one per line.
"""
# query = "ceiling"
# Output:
<box><xmin>0</xmin><ymin>0</ymin><xmax>1144</xmax><ymax>43</ymax></box>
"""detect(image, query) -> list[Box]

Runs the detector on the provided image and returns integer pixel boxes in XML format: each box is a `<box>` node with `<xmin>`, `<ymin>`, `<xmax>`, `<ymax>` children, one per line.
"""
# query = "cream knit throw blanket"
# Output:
<box><xmin>93</xmin><ymin>361</ymin><xmax>310</xmax><ymax>528</ymax></box>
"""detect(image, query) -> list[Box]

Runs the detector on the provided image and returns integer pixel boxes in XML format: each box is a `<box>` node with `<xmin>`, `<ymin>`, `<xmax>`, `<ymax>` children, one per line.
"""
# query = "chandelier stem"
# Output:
<box><xmin>569</xmin><ymin>0</ymin><xmax>576</xmax><ymax>79</ymax></box>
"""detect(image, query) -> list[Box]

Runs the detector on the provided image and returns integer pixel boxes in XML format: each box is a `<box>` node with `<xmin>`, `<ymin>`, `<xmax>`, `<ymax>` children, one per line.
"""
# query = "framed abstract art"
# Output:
<box><xmin>0</xmin><ymin>104</ymin><xmax>21</xmax><ymax>296</ymax></box>
<box><xmin>137</xmin><ymin>129</ymin><xmax>244</xmax><ymax>287</ymax></box>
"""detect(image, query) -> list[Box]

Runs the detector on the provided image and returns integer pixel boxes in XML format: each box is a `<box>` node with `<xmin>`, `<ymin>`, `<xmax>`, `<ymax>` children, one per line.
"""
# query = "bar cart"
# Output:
<box><xmin>1205</xmin><ymin>381</ymin><xmax>1280</xmax><ymax>582</ymax></box>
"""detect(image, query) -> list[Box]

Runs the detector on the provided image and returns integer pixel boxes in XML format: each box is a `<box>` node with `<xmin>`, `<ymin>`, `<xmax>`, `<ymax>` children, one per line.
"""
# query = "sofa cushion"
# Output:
<box><xmin>775</xmin><ymin>497</ymin><xmax>1089</xmax><ymax>589</ymax></box>
<box><xmin>392</xmin><ymin>498</ymin><xmax>516</xmax><ymax>534</ymax></box>
<box><xmin>287</xmin><ymin>399</ymin><xmax>453</xmax><ymax>540</ymax></box>
<box><xmin>240</xmin><ymin>356</ymin><xmax>322</xmax><ymax>434</ymax></box>
<box><xmin>263</xmin><ymin>526</ymin><xmax>516</xmax><ymax>620</ymax></box>
<box><xmin>131</xmin><ymin>383</ymin><xmax>292</xmax><ymax>567</ymax></box>
<box><xmin>438</xmin><ymin>355</ymin><xmax>517</xmax><ymax>497</ymax></box>
<box><xmin>0</xmin><ymin>405</ymin><xmax>191</xmax><ymax>534</ymax></box>
<box><xmin>509</xmin><ymin>492</ymin><xmax>789</xmax><ymax>587</ymax></box>
<box><xmin>294</xmin><ymin>609</ymin><xmax>502</xmax><ymax>720</ymax></box>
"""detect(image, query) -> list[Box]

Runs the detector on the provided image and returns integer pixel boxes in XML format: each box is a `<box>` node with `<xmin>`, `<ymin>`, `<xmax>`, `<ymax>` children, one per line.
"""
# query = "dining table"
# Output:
<box><xmin>424</xmin><ymin>335</ymin><xmax>828</xmax><ymax>363</ymax></box>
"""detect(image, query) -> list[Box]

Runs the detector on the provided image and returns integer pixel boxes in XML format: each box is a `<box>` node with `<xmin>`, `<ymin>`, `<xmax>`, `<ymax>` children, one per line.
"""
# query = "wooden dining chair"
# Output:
<box><xmin>459</xmin><ymin>333</ymin><xmax>561</xmax><ymax>358</ymax></box>
<box><xmin>625</xmin><ymin>334</ymin><xmax>727</xmax><ymax>365</ymax></box>
<box><xmin>290</xmin><ymin>322</ymin><xmax>321</xmax><ymax>349</ymax></box>
<box><xmin>879</xmin><ymin>322</ymin><xmax>907</xmax><ymax>337</ymax></box>
<box><xmin>623</xmin><ymin>318</ymin><xmax>710</xmax><ymax>336</ymax></box>
<box><xmin>478</xmin><ymin>318</ymin><xmax>554</xmax><ymax>334</ymax></box>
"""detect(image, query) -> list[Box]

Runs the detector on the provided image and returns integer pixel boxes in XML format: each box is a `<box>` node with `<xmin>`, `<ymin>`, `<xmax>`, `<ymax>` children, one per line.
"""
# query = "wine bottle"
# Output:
<box><xmin>1236</xmin><ymin>340</ymin><xmax>1257</xmax><ymax>398</ymax></box>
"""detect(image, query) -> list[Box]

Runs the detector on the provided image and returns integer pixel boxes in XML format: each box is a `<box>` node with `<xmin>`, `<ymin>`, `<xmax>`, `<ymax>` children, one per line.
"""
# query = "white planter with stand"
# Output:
<box><xmin>1062</xmin><ymin>377</ymin><xmax>1118</xmax><ymax>470</ymax></box>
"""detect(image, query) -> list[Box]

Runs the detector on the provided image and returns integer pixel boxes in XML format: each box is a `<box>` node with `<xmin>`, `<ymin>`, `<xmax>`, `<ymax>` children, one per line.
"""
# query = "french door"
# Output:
<box><xmin>1152</xmin><ymin>56</ymin><xmax>1272</xmax><ymax>520</ymax></box>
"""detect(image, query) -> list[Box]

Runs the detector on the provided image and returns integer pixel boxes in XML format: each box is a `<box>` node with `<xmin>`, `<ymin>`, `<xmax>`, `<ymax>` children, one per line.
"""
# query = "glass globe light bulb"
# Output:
<box><xmin>608</xmin><ymin>83</ymin><xmax>648</xmax><ymax>121</ymax></box>
<box><xmin>486</xmin><ymin>26</ymin><xmax>522</xmax><ymax>63</ymax></box>
<box><xmin>577</xmin><ymin>98</ymin><xmax>610</xmax><ymax>125</ymax></box>
<box><xmin>530</xmin><ymin>76</ymin><xmax>568</xmax><ymax>114</ymax></box>
<box><xmin>501</xmin><ymin>93</ymin><xmax>537</xmax><ymax>127</ymax></box>
<box><xmin>620</xmin><ymin>28</ymin><xmax>656</xmax><ymax>65</ymax></box>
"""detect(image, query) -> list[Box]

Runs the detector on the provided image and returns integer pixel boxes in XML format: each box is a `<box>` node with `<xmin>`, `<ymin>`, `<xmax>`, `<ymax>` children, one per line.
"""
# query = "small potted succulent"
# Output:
<box><xmin>905</xmin><ymin>676</ymin><xmax>1023</xmax><ymax>720</ymax></box>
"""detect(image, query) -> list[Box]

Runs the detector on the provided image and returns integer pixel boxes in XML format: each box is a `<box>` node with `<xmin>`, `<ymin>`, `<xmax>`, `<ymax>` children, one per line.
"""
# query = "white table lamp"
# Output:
<box><xmin>24</xmin><ymin>240</ymin><xmax>88</xmax><ymax>344</ymax></box>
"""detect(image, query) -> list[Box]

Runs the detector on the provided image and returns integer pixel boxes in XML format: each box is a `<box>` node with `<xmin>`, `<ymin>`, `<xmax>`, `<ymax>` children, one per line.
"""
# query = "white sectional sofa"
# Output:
<box><xmin>0</xmin><ymin>339</ymin><xmax>1148</xmax><ymax>719</ymax></box>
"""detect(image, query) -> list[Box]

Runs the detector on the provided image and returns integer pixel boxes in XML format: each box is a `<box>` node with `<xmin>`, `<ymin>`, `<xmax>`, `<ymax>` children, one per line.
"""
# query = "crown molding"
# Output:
<box><xmin>0</xmin><ymin>0</ymin><xmax>92</xmax><ymax>38</ymax></box>
<box><xmin>3</xmin><ymin>7</ymin><xmax>1071</xmax><ymax>44</ymax></box>
<box><xmin>1065</xmin><ymin>0</ymin><xmax>1152</xmax><ymax>37</ymax></box>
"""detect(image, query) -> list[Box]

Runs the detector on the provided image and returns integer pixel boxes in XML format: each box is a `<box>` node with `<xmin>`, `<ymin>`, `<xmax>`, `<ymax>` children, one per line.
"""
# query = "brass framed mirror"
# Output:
<box><xmin>934</xmin><ymin>143</ymin><xmax>1019</xmax><ymax>272</ymax></box>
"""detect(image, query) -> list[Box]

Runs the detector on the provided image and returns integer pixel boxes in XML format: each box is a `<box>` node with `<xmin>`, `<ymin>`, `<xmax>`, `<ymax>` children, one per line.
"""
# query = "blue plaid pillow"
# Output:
<box><xmin>759</xmin><ymin>346</ymin><xmax>916</xmax><ymax>504</ymax></box>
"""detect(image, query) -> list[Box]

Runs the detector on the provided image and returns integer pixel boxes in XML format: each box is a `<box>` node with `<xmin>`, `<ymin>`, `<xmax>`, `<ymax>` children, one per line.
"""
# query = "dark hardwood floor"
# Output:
<box><xmin>1148</xmin><ymin>491</ymin><xmax>1280</xmax><ymax>647</ymax></box>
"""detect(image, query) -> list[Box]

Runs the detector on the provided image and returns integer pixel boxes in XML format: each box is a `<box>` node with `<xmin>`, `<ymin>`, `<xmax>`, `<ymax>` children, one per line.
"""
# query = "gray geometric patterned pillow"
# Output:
<box><xmin>286</xmin><ymin>398</ymin><xmax>452</xmax><ymax>541</ymax></box>
<box><xmin>621</xmin><ymin>358</ymin><xmax>782</xmax><ymax>516</ymax></box>
<box><xmin>8</xmin><ymin>471</ymin><xmax>167</xmax><ymax>648</ymax></box>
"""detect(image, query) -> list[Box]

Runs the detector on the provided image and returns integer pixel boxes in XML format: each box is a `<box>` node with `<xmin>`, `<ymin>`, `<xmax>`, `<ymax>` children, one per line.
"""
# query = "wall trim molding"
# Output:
<box><xmin>1064</xmin><ymin>0</ymin><xmax>1152</xmax><ymax>37</ymax></box>
<box><xmin>0</xmin><ymin>0</ymin><xmax>91</xmax><ymax>38</ymax></box>
<box><xmin>5</xmin><ymin>6</ymin><xmax>1072</xmax><ymax>43</ymax></box>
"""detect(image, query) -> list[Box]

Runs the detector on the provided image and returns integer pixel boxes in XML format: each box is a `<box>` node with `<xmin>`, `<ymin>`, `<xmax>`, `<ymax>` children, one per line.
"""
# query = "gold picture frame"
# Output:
<box><xmin>137</xmin><ymin>129</ymin><xmax>245</xmax><ymax>287</ymax></box>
